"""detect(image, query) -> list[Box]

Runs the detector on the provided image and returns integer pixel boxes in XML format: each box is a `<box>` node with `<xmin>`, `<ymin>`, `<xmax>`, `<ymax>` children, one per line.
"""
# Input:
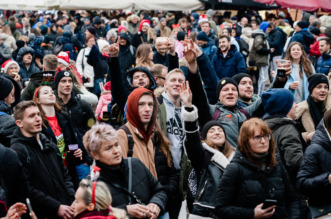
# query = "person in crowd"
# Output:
<box><xmin>236</xmin><ymin>16</ymin><xmax>249</xmax><ymax>35</ymax></box>
<box><xmin>0</xmin><ymin>32</ymin><xmax>17</xmax><ymax>52</ymax></box>
<box><xmin>54</xmin><ymin>28</ymin><xmax>82</xmax><ymax>61</ymax></box>
<box><xmin>205</xmin><ymin>9</ymin><xmax>218</xmax><ymax>36</ymax></box>
<box><xmin>71</xmin><ymin>179</ymin><xmax>127</xmax><ymax>219</ymax></box>
<box><xmin>175</xmin><ymin>31</ymin><xmax>187</xmax><ymax>59</ymax></box>
<box><xmin>127</xmin><ymin>14</ymin><xmax>140</xmax><ymax>35</ymax></box>
<box><xmin>296</xmin><ymin>74</ymin><xmax>330</xmax><ymax>143</ymax></box>
<box><xmin>178</xmin><ymin>18</ymin><xmax>191</xmax><ymax>36</ymax></box>
<box><xmin>11</xmin><ymin>40</ymin><xmax>25</xmax><ymax>61</ymax></box>
<box><xmin>289</xmin><ymin>21</ymin><xmax>314</xmax><ymax>54</ymax></box>
<box><xmin>0</xmin><ymin>37</ymin><xmax>12</xmax><ymax>65</ymax></box>
<box><xmin>196</xmin><ymin>31</ymin><xmax>217</xmax><ymax>61</ymax></box>
<box><xmin>297</xmin><ymin>110</ymin><xmax>331</xmax><ymax>216</ymax></box>
<box><xmin>212</xmin><ymin>35</ymin><xmax>247</xmax><ymax>80</ymax></box>
<box><xmin>262</xmin><ymin>89</ymin><xmax>305</xmax><ymax>185</ymax></box>
<box><xmin>153</xmin><ymin>37</ymin><xmax>179</xmax><ymax>71</ymax></box>
<box><xmin>166</xmin><ymin>12</ymin><xmax>176</xmax><ymax>29</ymax></box>
<box><xmin>1</xmin><ymin>59</ymin><xmax>22</xmax><ymax>87</ymax></box>
<box><xmin>200</xmin><ymin>19</ymin><xmax>218</xmax><ymax>46</ymax></box>
<box><xmin>95</xmin><ymin>81</ymin><xmax>112</xmax><ymax>122</ymax></box>
<box><xmin>266</xmin><ymin>22</ymin><xmax>286</xmax><ymax>71</ymax></box>
<box><xmin>136</xmin><ymin>43</ymin><xmax>154</xmax><ymax>69</ymax></box>
<box><xmin>132</xmin><ymin>19</ymin><xmax>156</xmax><ymax>48</ymax></box>
<box><xmin>11</xmin><ymin>100</ymin><xmax>75</xmax><ymax>219</ymax></box>
<box><xmin>33</xmin><ymin>85</ymin><xmax>86</xmax><ymax>186</ymax></box>
<box><xmin>283</xmin><ymin>42</ymin><xmax>315</xmax><ymax>103</ymax></box>
<box><xmin>308</xmin><ymin>28</ymin><xmax>322</xmax><ymax>67</ymax></box>
<box><xmin>106</xmin><ymin>29</ymin><xmax>117</xmax><ymax>44</ymax></box>
<box><xmin>215</xmin><ymin>118</ymin><xmax>299</xmax><ymax>218</ymax></box>
<box><xmin>155</xmin><ymin>18</ymin><xmax>172</xmax><ymax>38</ymax></box>
<box><xmin>76</xmin><ymin>35</ymin><xmax>96</xmax><ymax>90</ymax></box>
<box><xmin>222</xmin><ymin>27</ymin><xmax>240</xmax><ymax>52</ymax></box>
<box><xmin>117</xmin><ymin>32</ymin><xmax>136</xmax><ymax>81</ymax></box>
<box><xmin>150</xmin><ymin>64</ymin><xmax>168</xmax><ymax>88</ymax></box>
<box><xmin>249</xmin><ymin>28</ymin><xmax>270</xmax><ymax>96</ymax></box>
<box><xmin>16</xmin><ymin>46</ymin><xmax>40</xmax><ymax>86</ymax></box>
<box><xmin>180</xmin><ymin>81</ymin><xmax>235</xmax><ymax>218</ymax></box>
<box><xmin>47</xmin><ymin>24</ymin><xmax>60</xmax><ymax>44</ymax></box>
<box><xmin>81</xmin><ymin>18</ymin><xmax>92</xmax><ymax>40</ymax></box>
<box><xmin>232</xmin><ymin>73</ymin><xmax>258</xmax><ymax>107</ymax></box>
<box><xmin>83</xmin><ymin>123</ymin><xmax>167</xmax><ymax>219</ymax></box>
<box><xmin>316</xmin><ymin>38</ymin><xmax>331</xmax><ymax>74</ymax></box>
<box><xmin>92</xmin><ymin>16</ymin><xmax>107</xmax><ymax>39</ymax></box>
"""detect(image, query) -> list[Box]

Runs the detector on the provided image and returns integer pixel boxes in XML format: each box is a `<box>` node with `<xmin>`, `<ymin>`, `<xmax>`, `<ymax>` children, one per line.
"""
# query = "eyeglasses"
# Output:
<box><xmin>251</xmin><ymin>134</ymin><xmax>271</xmax><ymax>143</ymax></box>
<box><xmin>158</xmin><ymin>76</ymin><xmax>166</xmax><ymax>80</ymax></box>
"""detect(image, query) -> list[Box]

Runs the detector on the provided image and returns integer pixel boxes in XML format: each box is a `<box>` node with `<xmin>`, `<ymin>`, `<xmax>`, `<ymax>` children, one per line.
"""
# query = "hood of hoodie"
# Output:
<box><xmin>16</xmin><ymin>47</ymin><xmax>35</xmax><ymax>64</ymax></box>
<box><xmin>252</xmin><ymin>29</ymin><xmax>266</xmax><ymax>38</ymax></box>
<box><xmin>0</xmin><ymin>100</ymin><xmax>11</xmax><ymax>114</ymax></box>
<box><xmin>311</xmin><ymin>120</ymin><xmax>331</xmax><ymax>152</ymax></box>
<box><xmin>126</xmin><ymin>67</ymin><xmax>157</xmax><ymax>91</ymax></box>
<box><xmin>119</xmin><ymin>33</ymin><xmax>132</xmax><ymax>45</ymax></box>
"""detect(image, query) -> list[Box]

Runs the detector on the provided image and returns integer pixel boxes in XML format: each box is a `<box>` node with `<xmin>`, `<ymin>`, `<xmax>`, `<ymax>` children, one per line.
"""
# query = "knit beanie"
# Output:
<box><xmin>93</xmin><ymin>16</ymin><xmax>102</xmax><ymax>25</ymax></box>
<box><xmin>310</xmin><ymin>28</ymin><xmax>320</xmax><ymax>36</ymax></box>
<box><xmin>261</xmin><ymin>89</ymin><xmax>294</xmax><ymax>117</ymax></box>
<box><xmin>54</xmin><ymin>70</ymin><xmax>73</xmax><ymax>90</ymax></box>
<box><xmin>297</xmin><ymin>21</ymin><xmax>309</xmax><ymax>29</ymax></box>
<box><xmin>177</xmin><ymin>31</ymin><xmax>186</xmax><ymax>41</ymax></box>
<box><xmin>216</xmin><ymin>77</ymin><xmax>238</xmax><ymax>97</ymax></box>
<box><xmin>97</xmin><ymin>39</ymin><xmax>109</xmax><ymax>53</ymax></box>
<box><xmin>0</xmin><ymin>76</ymin><xmax>13</xmax><ymax>100</ymax></box>
<box><xmin>197</xmin><ymin>31</ymin><xmax>209</xmax><ymax>42</ymax></box>
<box><xmin>87</xmin><ymin>26</ymin><xmax>97</xmax><ymax>36</ymax></box>
<box><xmin>232</xmin><ymin>73</ymin><xmax>252</xmax><ymax>85</ymax></box>
<box><xmin>308</xmin><ymin>73</ymin><xmax>329</xmax><ymax>94</ymax></box>
<box><xmin>57</xmin><ymin>51</ymin><xmax>70</xmax><ymax>66</ymax></box>
<box><xmin>201</xmin><ymin>120</ymin><xmax>224</xmax><ymax>140</ymax></box>
<box><xmin>1</xmin><ymin>60</ymin><xmax>20</xmax><ymax>74</ymax></box>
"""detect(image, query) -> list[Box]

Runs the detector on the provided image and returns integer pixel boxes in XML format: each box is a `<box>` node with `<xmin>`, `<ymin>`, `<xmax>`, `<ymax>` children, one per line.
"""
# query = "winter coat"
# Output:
<box><xmin>249</xmin><ymin>29</ymin><xmax>270</xmax><ymax>66</ymax></box>
<box><xmin>16</xmin><ymin>47</ymin><xmax>41</xmax><ymax>84</ymax></box>
<box><xmin>96</xmin><ymin>158</ymin><xmax>167</xmax><ymax>212</ymax></box>
<box><xmin>284</xmin><ymin>63</ymin><xmax>316</xmax><ymax>101</ymax></box>
<box><xmin>10</xmin><ymin>128</ymin><xmax>75</xmax><ymax>219</ymax></box>
<box><xmin>200</xmin><ymin>39</ymin><xmax>218</xmax><ymax>61</ymax></box>
<box><xmin>55</xmin><ymin>34</ymin><xmax>82</xmax><ymax>60</ymax></box>
<box><xmin>0</xmin><ymin>101</ymin><xmax>16</xmax><ymax>147</ymax></box>
<box><xmin>0</xmin><ymin>42</ymin><xmax>12</xmax><ymax>60</ymax></box>
<box><xmin>127</xmin><ymin>22</ymin><xmax>139</xmax><ymax>35</ymax></box>
<box><xmin>87</xmin><ymin>44</ymin><xmax>109</xmax><ymax>80</ymax></box>
<box><xmin>297</xmin><ymin>120</ymin><xmax>331</xmax><ymax>206</ymax></box>
<box><xmin>153</xmin><ymin>52</ymin><xmax>179</xmax><ymax>72</ymax></box>
<box><xmin>295</xmin><ymin>95</ymin><xmax>331</xmax><ymax>142</ymax></box>
<box><xmin>212</xmin><ymin>45</ymin><xmax>247</xmax><ymax>79</ymax></box>
<box><xmin>289</xmin><ymin>29</ymin><xmax>314</xmax><ymax>54</ymax></box>
<box><xmin>309</xmin><ymin>40</ymin><xmax>321</xmax><ymax>57</ymax></box>
<box><xmin>316</xmin><ymin>52</ymin><xmax>331</xmax><ymax>75</ymax></box>
<box><xmin>96</xmin><ymin>91</ymin><xmax>112</xmax><ymax>119</ymax></box>
<box><xmin>95</xmin><ymin>26</ymin><xmax>107</xmax><ymax>38</ymax></box>
<box><xmin>76</xmin><ymin>47</ymin><xmax>95</xmax><ymax>88</ymax></box>
<box><xmin>0</xmin><ymin>143</ymin><xmax>28</xmax><ymax>208</ymax></box>
<box><xmin>215</xmin><ymin>151</ymin><xmax>300</xmax><ymax>219</ymax></box>
<box><xmin>118</xmin><ymin>33</ymin><xmax>136</xmax><ymax>82</ymax></box>
<box><xmin>182</xmin><ymin>106</ymin><xmax>234</xmax><ymax>217</ymax></box>
<box><xmin>268</xmin><ymin>27</ymin><xmax>284</xmax><ymax>57</ymax></box>
<box><xmin>154</xmin><ymin>25</ymin><xmax>172</xmax><ymax>37</ymax></box>
<box><xmin>264</xmin><ymin>116</ymin><xmax>305</xmax><ymax>184</ymax></box>
<box><xmin>0</xmin><ymin>33</ymin><xmax>17</xmax><ymax>51</ymax></box>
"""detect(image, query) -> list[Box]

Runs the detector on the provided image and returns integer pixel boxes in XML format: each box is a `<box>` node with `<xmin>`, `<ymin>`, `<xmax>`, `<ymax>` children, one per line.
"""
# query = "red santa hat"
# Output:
<box><xmin>1</xmin><ymin>59</ymin><xmax>20</xmax><ymax>73</ymax></box>
<box><xmin>57</xmin><ymin>51</ymin><xmax>70</xmax><ymax>67</ymax></box>
<box><xmin>199</xmin><ymin>14</ymin><xmax>208</xmax><ymax>24</ymax></box>
<box><xmin>138</xmin><ymin>19</ymin><xmax>151</xmax><ymax>33</ymax></box>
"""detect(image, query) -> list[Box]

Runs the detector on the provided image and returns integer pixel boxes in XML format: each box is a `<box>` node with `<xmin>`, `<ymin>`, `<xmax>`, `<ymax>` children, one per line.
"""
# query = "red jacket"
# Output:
<box><xmin>309</xmin><ymin>39</ymin><xmax>321</xmax><ymax>57</ymax></box>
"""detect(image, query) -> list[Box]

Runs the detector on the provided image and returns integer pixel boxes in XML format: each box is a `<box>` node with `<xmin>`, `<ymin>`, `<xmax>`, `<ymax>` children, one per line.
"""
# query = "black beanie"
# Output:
<box><xmin>201</xmin><ymin>120</ymin><xmax>224</xmax><ymax>140</ymax></box>
<box><xmin>177</xmin><ymin>31</ymin><xmax>186</xmax><ymax>41</ymax></box>
<box><xmin>0</xmin><ymin>76</ymin><xmax>13</xmax><ymax>100</ymax></box>
<box><xmin>310</xmin><ymin>28</ymin><xmax>320</xmax><ymax>36</ymax></box>
<box><xmin>87</xmin><ymin>26</ymin><xmax>97</xmax><ymax>36</ymax></box>
<box><xmin>297</xmin><ymin>21</ymin><xmax>309</xmax><ymax>29</ymax></box>
<box><xmin>216</xmin><ymin>77</ymin><xmax>238</xmax><ymax>97</ymax></box>
<box><xmin>308</xmin><ymin>73</ymin><xmax>329</xmax><ymax>94</ymax></box>
<box><xmin>55</xmin><ymin>71</ymin><xmax>73</xmax><ymax>90</ymax></box>
<box><xmin>197</xmin><ymin>31</ymin><xmax>209</xmax><ymax>42</ymax></box>
<box><xmin>232</xmin><ymin>73</ymin><xmax>252</xmax><ymax>85</ymax></box>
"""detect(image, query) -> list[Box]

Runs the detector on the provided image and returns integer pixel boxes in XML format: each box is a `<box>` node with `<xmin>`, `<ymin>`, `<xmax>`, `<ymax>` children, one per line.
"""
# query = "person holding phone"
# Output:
<box><xmin>215</xmin><ymin>118</ymin><xmax>299</xmax><ymax>219</ymax></box>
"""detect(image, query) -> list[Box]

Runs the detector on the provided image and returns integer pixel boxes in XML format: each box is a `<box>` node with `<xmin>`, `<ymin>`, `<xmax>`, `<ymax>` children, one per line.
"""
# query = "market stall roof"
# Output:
<box><xmin>253</xmin><ymin>0</ymin><xmax>331</xmax><ymax>12</ymax></box>
<box><xmin>200</xmin><ymin>0</ymin><xmax>279</xmax><ymax>10</ymax></box>
<box><xmin>0</xmin><ymin>0</ymin><xmax>58</xmax><ymax>10</ymax></box>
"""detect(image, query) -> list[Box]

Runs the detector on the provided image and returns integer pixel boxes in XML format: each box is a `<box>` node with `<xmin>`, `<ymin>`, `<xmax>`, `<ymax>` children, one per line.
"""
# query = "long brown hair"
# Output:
<box><xmin>33</xmin><ymin>85</ymin><xmax>62</xmax><ymax>127</ymax></box>
<box><xmin>154</xmin><ymin>121</ymin><xmax>172</xmax><ymax>167</ymax></box>
<box><xmin>285</xmin><ymin>42</ymin><xmax>313</xmax><ymax>79</ymax></box>
<box><xmin>136</xmin><ymin>44</ymin><xmax>154</xmax><ymax>69</ymax></box>
<box><xmin>238</xmin><ymin>118</ymin><xmax>277</xmax><ymax>167</ymax></box>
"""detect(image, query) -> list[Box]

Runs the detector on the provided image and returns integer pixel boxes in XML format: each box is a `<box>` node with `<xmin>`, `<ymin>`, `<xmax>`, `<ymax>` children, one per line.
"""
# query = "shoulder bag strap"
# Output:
<box><xmin>128</xmin><ymin>157</ymin><xmax>133</xmax><ymax>204</ymax></box>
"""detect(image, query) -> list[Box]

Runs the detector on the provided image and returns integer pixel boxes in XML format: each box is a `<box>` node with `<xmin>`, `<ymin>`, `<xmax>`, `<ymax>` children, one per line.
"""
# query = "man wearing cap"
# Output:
<box><xmin>196</xmin><ymin>31</ymin><xmax>217</xmax><ymax>61</ymax></box>
<box><xmin>92</xmin><ymin>16</ymin><xmax>106</xmax><ymax>39</ymax></box>
<box><xmin>289</xmin><ymin>21</ymin><xmax>314</xmax><ymax>54</ymax></box>
<box><xmin>316</xmin><ymin>38</ymin><xmax>331</xmax><ymax>75</ymax></box>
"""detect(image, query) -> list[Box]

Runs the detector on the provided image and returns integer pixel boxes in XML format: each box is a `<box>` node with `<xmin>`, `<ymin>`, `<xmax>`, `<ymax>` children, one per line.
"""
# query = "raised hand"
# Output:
<box><xmin>167</xmin><ymin>38</ymin><xmax>175</xmax><ymax>55</ymax></box>
<box><xmin>183</xmin><ymin>39</ymin><xmax>197</xmax><ymax>64</ymax></box>
<box><xmin>109</xmin><ymin>37</ymin><xmax>120</xmax><ymax>57</ymax></box>
<box><xmin>179</xmin><ymin>81</ymin><xmax>192</xmax><ymax>108</ymax></box>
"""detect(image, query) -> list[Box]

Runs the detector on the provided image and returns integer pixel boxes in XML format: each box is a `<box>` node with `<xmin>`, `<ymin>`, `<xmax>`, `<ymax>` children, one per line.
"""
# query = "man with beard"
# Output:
<box><xmin>232</xmin><ymin>73</ymin><xmax>256</xmax><ymax>106</ymax></box>
<box><xmin>316</xmin><ymin>38</ymin><xmax>331</xmax><ymax>75</ymax></box>
<box><xmin>212</xmin><ymin>35</ymin><xmax>247</xmax><ymax>79</ymax></box>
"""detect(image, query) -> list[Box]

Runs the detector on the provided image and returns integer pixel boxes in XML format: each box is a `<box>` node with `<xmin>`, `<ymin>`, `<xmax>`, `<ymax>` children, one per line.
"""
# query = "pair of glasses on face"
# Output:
<box><xmin>158</xmin><ymin>76</ymin><xmax>166</xmax><ymax>80</ymax></box>
<box><xmin>251</xmin><ymin>134</ymin><xmax>271</xmax><ymax>143</ymax></box>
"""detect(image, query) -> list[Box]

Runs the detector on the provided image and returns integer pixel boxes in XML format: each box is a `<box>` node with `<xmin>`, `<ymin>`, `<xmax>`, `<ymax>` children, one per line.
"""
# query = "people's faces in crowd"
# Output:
<box><xmin>72</xmin><ymin>187</ymin><xmax>89</xmax><ymax>217</ymax></box>
<box><xmin>155</xmin><ymin>38</ymin><xmax>168</xmax><ymax>55</ymax></box>
<box><xmin>241</xmin><ymin>17</ymin><xmax>248</xmax><ymax>27</ymax></box>
<box><xmin>156</xmin><ymin>68</ymin><xmax>168</xmax><ymax>87</ymax></box>
<box><xmin>4</xmin><ymin>85</ymin><xmax>15</xmax><ymax>106</ymax></box>
<box><xmin>206</xmin><ymin>126</ymin><xmax>225</xmax><ymax>147</ymax></box>
<box><xmin>58</xmin><ymin>76</ymin><xmax>73</xmax><ymax>96</ymax></box>
<box><xmin>222</xmin><ymin>29</ymin><xmax>230</xmax><ymax>37</ymax></box>
<box><xmin>119</xmin><ymin>38</ymin><xmax>127</xmax><ymax>46</ymax></box>
<box><xmin>180</xmin><ymin>20</ymin><xmax>187</xmax><ymax>29</ymax></box>
<box><xmin>94</xmin><ymin>23</ymin><xmax>101</xmax><ymax>29</ymax></box>
<box><xmin>219</xmin><ymin>83</ymin><xmax>238</xmax><ymax>107</ymax></box>
<box><xmin>91</xmin><ymin>137</ymin><xmax>122</xmax><ymax>167</ymax></box>
<box><xmin>22</xmin><ymin>53</ymin><xmax>33</xmax><ymax>65</ymax></box>
<box><xmin>101</xmin><ymin>46</ymin><xmax>110</xmax><ymax>54</ymax></box>
<box><xmin>164</xmin><ymin>72</ymin><xmax>185</xmax><ymax>98</ymax></box>
<box><xmin>290</xmin><ymin>44</ymin><xmax>303</xmax><ymax>60</ymax></box>
<box><xmin>36</xmin><ymin>86</ymin><xmax>56</xmax><ymax>106</ymax></box>
<box><xmin>311</xmin><ymin>83</ymin><xmax>329</xmax><ymax>102</ymax></box>
<box><xmin>219</xmin><ymin>37</ymin><xmax>231</xmax><ymax>53</ymax></box>
<box><xmin>251</xmin><ymin>22</ymin><xmax>259</xmax><ymax>30</ymax></box>
<box><xmin>7</xmin><ymin>64</ymin><xmax>19</xmax><ymax>77</ymax></box>
<box><xmin>286</xmin><ymin>102</ymin><xmax>297</xmax><ymax>120</ymax></box>
<box><xmin>201</xmin><ymin>22</ymin><xmax>210</xmax><ymax>34</ymax></box>
<box><xmin>86</xmin><ymin>37</ymin><xmax>96</xmax><ymax>48</ymax></box>
<box><xmin>58</xmin><ymin>63</ymin><xmax>68</xmax><ymax>70</ymax></box>
<box><xmin>231</xmin><ymin>29</ymin><xmax>237</xmax><ymax>37</ymax></box>
<box><xmin>148</xmin><ymin>48</ymin><xmax>154</xmax><ymax>60</ymax></box>
<box><xmin>238</xmin><ymin>77</ymin><xmax>253</xmax><ymax>102</ymax></box>
<box><xmin>84</xmin><ymin>19</ymin><xmax>90</xmax><ymax>26</ymax></box>
<box><xmin>138</xmin><ymin>94</ymin><xmax>154</xmax><ymax>128</ymax></box>
<box><xmin>131</xmin><ymin>17</ymin><xmax>138</xmax><ymax>24</ymax></box>
<box><xmin>132</xmin><ymin>72</ymin><xmax>150</xmax><ymax>88</ymax></box>
<box><xmin>109</xmin><ymin>35</ymin><xmax>117</xmax><ymax>43</ymax></box>
<box><xmin>141</xmin><ymin>24</ymin><xmax>149</xmax><ymax>33</ymax></box>
<box><xmin>160</xmin><ymin>19</ymin><xmax>167</xmax><ymax>26</ymax></box>
<box><xmin>52</xmin><ymin>25</ymin><xmax>57</xmax><ymax>32</ymax></box>
<box><xmin>248</xmin><ymin>129</ymin><xmax>270</xmax><ymax>154</ymax></box>
<box><xmin>294</xmin><ymin>25</ymin><xmax>301</xmax><ymax>32</ymax></box>
<box><xmin>319</xmin><ymin>40</ymin><xmax>330</xmax><ymax>55</ymax></box>
<box><xmin>15</xmin><ymin>106</ymin><xmax>42</xmax><ymax>137</ymax></box>
<box><xmin>85</xmin><ymin>30</ymin><xmax>94</xmax><ymax>40</ymax></box>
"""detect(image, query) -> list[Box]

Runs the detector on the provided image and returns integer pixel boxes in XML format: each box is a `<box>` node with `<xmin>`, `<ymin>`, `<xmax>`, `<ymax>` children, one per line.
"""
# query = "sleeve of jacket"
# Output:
<box><xmin>21</xmin><ymin>84</ymin><xmax>33</xmax><ymax>100</ymax></box>
<box><xmin>76</xmin><ymin>49</ymin><xmax>84</xmax><ymax>75</ymax></box>
<box><xmin>109</xmin><ymin>57</ymin><xmax>130</xmax><ymax>110</ymax></box>
<box><xmin>215</xmin><ymin>163</ymin><xmax>255</xmax><ymax>219</ymax></box>
<box><xmin>197</xmin><ymin>53</ymin><xmax>219</xmax><ymax>91</ymax></box>
<box><xmin>296</xmin><ymin>145</ymin><xmax>331</xmax><ymax>196</ymax></box>
<box><xmin>95</xmin><ymin>96</ymin><xmax>104</xmax><ymax>117</ymax></box>
<box><xmin>244</xmin><ymin>97</ymin><xmax>262</xmax><ymax>116</ymax></box>
<box><xmin>235</xmin><ymin>52</ymin><xmax>247</xmax><ymax>73</ymax></box>
<box><xmin>11</xmin><ymin>145</ymin><xmax>61</xmax><ymax>215</ymax></box>
<box><xmin>163</xmin><ymin>164</ymin><xmax>179</xmax><ymax>198</ymax></box>
<box><xmin>86</xmin><ymin>45</ymin><xmax>100</xmax><ymax>67</ymax></box>
<box><xmin>309</xmin><ymin>41</ymin><xmax>321</xmax><ymax>56</ymax></box>
<box><xmin>168</xmin><ymin>52</ymin><xmax>179</xmax><ymax>72</ymax></box>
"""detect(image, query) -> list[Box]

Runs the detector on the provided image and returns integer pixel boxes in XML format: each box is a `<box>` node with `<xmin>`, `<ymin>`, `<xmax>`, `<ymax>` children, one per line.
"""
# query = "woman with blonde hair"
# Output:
<box><xmin>215</xmin><ymin>118</ymin><xmax>299</xmax><ymax>218</ymax></box>
<box><xmin>135</xmin><ymin>44</ymin><xmax>154</xmax><ymax>69</ymax></box>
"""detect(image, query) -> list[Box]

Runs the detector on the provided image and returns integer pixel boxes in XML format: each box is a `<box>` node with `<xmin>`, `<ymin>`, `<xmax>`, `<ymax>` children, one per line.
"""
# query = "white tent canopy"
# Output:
<box><xmin>0</xmin><ymin>0</ymin><xmax>58</xmax><ymax>10</ymax></box>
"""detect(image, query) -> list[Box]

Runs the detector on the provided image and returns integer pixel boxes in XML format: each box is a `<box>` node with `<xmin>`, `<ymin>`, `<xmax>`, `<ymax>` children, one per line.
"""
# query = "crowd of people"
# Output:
<box><xmin>0</xmin><ymin>7</ymin><xmax>331</xmax><ymax>219</ymax></box>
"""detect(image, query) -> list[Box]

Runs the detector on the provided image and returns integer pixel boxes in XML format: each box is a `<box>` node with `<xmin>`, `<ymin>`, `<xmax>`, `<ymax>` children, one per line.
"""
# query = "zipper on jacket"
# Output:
<box><xmin>197</xmin><ymin>179</ymin><xmax>209</xmax><ymax>201</ymax></box>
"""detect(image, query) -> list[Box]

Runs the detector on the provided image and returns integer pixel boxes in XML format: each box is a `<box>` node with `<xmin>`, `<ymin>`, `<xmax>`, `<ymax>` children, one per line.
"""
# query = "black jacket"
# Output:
<box><xmin>118</xmin><ymin>33</ymin><xmax>136</xmax><ymax>82</ymax></box>
<box><xmin>0</xmin><ymin>101</ymin><xmax>16</xmax><ymax>147</ymax></box>
<box><xmin>87</xmin><ymin>44</ymin><xmax>110</xmax><ymax>80</ymax></box>
<box><xmin>153</xmin><ymin>52</ymin><xmax>179</xmax><ymax>72</ymax></box>
<box><xmin>97</xmin><ymin>158</ymin><xmax>167</xmax><ymax>214</ymax></box>
<box><xmin>268</xmin><ymin>27</ymin><xmax>285</xmax><ymax>57</ymax></box>
<box><xmin>10</xmin><ymin>128</ymin><xmax>75</xmax><ymax>219</ymax></box>
<box><xmin>215</xmin><ymin>151</ymin><xmax>299</xmax><ymax>219</ymax></box>
<box><xmin>297</xmin><ymin>120</ymin><xmax>331</xmax><ymax>206</ymax></box>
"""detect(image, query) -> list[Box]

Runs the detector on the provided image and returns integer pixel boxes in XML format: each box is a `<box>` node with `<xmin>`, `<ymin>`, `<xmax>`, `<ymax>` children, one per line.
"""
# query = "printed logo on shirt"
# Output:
<box><xmin>222</xmin><ymin>114</ymin><xmax>233</xmax><ymax>122</ymax></box>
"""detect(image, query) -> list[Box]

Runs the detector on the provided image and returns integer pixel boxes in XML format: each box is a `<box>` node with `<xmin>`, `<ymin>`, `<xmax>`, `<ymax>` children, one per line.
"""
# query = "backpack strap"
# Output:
<box><xmin>212</xmin><ymin>108</ymin><xmax>222</xmax><ymax>121</ymax></box>
<box><xmin>238</xmin><ymin>108</ymin><xmax>250</xmax><ymax>120</ymax></box>
<box><xmin>128</xmin><ymin>157</ymin><xmax>132</xmax><ymax>204</ymax></box>
<box><xmin>120</xmin><ymin>125</ymin><xmax>134</xmax><ymax>157</ymax></box>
